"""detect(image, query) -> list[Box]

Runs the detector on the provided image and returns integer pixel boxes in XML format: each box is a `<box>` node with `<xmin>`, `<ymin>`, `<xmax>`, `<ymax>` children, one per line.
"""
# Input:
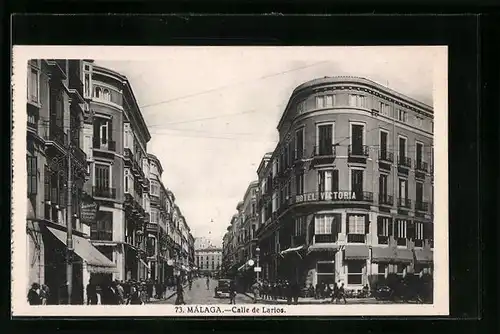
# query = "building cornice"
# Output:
<box><xmin>278</xmin><ymin>76</ymin><xmax>433</xmax><ymax>130</ymax></box>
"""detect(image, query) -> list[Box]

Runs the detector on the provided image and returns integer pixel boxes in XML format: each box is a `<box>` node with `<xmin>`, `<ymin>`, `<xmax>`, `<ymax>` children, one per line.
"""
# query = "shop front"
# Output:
<box><xmin>371</xmin><ymin>246</ymin><xmax>414</xmax><ymax>285</ymax></box>
<box><xmin>43</xmin><ymin>225</ymin><xmax>118</xmax><ymax>304</ymax></box>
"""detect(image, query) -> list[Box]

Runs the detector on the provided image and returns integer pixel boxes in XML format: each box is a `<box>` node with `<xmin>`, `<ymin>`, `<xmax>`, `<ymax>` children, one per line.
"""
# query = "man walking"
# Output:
<box><xmin>206</xmin><ymin>276</ymin><xmax>210</xmax><ymax>290</ymax></box>
<box><xmin>229</xmin><ymin>280</ymin><xmax>237</xmax><ymax>305</ymax></box>
<box><xmin>175</xmin><ymin>277</ymin><xmax>186</xmax><ymax>305</ymax></box>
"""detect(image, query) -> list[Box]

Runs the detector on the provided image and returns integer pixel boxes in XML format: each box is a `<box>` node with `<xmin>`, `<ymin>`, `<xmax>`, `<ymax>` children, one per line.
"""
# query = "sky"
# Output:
<box><xmin>95</xmin><ymin>46</ymin><xmax>438</xmax><ymax>247</ymax></box>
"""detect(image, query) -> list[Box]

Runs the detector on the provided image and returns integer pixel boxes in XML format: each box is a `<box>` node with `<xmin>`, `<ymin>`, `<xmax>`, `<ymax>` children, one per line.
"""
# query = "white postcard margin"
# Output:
<box><xmin>11</xmin><ymin>46</ymin><xmax>449</xmax><ymax>317</ymax></box>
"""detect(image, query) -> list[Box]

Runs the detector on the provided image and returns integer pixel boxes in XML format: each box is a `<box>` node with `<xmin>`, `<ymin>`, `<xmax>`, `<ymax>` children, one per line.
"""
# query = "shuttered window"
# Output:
<box><xmin>27</xmin><ymin>155</ymin><xmax>38</xmax><ymax>195</ymax></box>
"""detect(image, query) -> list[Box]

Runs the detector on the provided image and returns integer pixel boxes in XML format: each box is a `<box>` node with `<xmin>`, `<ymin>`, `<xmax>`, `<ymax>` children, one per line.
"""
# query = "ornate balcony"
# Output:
<box><xmin>43</xmin><ymin>124</ymin><xmax>68</xmax><ymax>150</ymax></box>
<box><xmin>314</xmin><ymin>234</ymin><xmax>338</xmax><ymax>244</ymax></box>
<box><xmin>397</xmin><ymin>198</ymin><xmax>412</xmax><ymax>209</ymax></box>
<box><xmin>415</xmin><ymin>201</ymin><xmax>429</xmax><ymax>212</ymax></box>
<box><xmin>311</xmin><ymin>145</ymin><xmax>336</xmax><ymax>167</ymax></box>
<box><xmin>93</xmin><ymin>186</ymin><xmax>117</xmax><ymax>199</ymax></box>
<box><xmin>415</xmin><ymin>160</ymin><xmax>428</xmax><ymax>173</ymax></box>
<box><xmin>398</xmin><ymin>155</ymin><xmax>412</xmax><ymax>169</ymax></box>
<box><xmin>378</xmin><ymin>194</ymin><xmax>394</xmax><ymax>206</ymax></box>
<box><xmin>348</xmin><ymin>145</ymin><xmax>369</xmax><ymax>164</ymax></box>
<box><xmin>93</xmin><ymin>140</ymin><xmax>116</xmax><ymax>152</ymax></box>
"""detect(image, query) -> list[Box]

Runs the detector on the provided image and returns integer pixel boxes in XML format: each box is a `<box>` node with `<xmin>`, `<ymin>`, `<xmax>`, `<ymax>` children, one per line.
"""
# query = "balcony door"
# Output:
<box><xmin>416</xmin><ymin>181</ymin><xmax>423</xmax><ymax>204</ymax></box>
<box><xmin>317</xmin><ymin>124</ymin><xmax>333</xmax><ymax>155</ymax></box>
<box><xmin>95</xmin><ymin>164</ymin><xmax>110</xmax><ymax>192</ymax></box>
<box><xmin>399</xmin><ymin>137</ymin><xmax>407</xmax><ymax>160</ymax></box>
<box><xmin>416</xmin><ymin>142</ymin><xmax>423</xmax><ymax>167</ymax></box>
<box><xmin>399</xmin><ymin>178</ymin><xmax>408</xmax><ymax>202</ymax></box>
<box><xmin>351</xmin><ymin>169</ymin><xmax>363</xmax><ymax>195</ymax></box>
<box><xmin>380</xmin><ymin>130</ymin><xmax>388</xmax><ymax>159</ymax></box>
<box><xmin>351</xmin><ymin>124</ymin><xmax>364</xmax><ymax>155</ymax></box>
<box><xmin>318</xmin><ymin>169</ymin><xmax>339</xmax><ymax>193</ymax></box>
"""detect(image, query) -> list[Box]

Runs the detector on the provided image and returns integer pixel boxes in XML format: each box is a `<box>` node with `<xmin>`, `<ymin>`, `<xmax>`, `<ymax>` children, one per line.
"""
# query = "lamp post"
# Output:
<box><xmin>255</xmin><ymin>246</ymin><xmax>261</xmax><ymax>282</ymax></box>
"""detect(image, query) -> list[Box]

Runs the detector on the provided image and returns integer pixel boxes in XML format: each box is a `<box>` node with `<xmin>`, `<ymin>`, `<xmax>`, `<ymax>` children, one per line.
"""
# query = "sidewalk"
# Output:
<box><xmin>242</xmin><ymin>293</ymin><xmax>379</xmax><ymax>304</ymax></box>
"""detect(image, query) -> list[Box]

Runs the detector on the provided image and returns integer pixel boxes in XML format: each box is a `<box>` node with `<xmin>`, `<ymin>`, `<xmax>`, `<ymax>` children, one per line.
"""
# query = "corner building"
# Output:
<box><xmin>256</xmin><ymin>76</ymin><xmax>434</xmax><ymax>291</ymax></box>
<box><xmin>82</xmin><ymin>61</ymin><xmax>152</xmax><ymax>283</ymax></box>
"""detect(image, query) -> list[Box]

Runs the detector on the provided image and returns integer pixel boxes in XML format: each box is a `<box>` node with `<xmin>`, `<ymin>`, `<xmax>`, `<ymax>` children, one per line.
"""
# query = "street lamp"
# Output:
<box><xmin>255</xmin><ymin>246</ymin><xmax>260</xmax><ymax>282</ymax></box>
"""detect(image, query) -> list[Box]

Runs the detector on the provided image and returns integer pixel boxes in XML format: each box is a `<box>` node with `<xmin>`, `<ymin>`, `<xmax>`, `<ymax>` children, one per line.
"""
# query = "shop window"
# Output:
<box><xmin>347</xmin><ymin>261</ymin><xmax>364</xmax><ymax>285</ymax></box>
<box><xmin>316</xmin><ymin>261</ymin><xmax>335</xmax><ymax>286</ymax></box>
<box><xmin>396</xmin><ymin>264</ymin><xmax>406</xmax><ymax>276</ymax></box>
<box><xmin>378</xmin><ymin>263</ymin><xmax>388</xmax><ymax>280</ymax></box>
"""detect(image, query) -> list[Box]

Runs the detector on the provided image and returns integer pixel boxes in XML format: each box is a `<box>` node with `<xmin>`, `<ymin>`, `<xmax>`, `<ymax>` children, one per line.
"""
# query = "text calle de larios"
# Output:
<box><xmin>174</xmin><ymin>305</ymin><xmax>286</xmax><ymax>315</ymax></box>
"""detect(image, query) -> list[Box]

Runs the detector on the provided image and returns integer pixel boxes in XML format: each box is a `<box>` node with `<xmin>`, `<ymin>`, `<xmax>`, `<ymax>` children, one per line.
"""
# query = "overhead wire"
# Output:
<box><xmin>138</xmin><ymin>60</ymin><xmax>331</xmax><ymax>110</ymax></box>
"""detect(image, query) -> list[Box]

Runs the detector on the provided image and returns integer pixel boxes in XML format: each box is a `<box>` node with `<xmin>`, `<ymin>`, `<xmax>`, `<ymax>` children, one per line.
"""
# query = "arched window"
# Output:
<box><xmin>103</xmin><ymin>89</ymin><xmax>110</xmax><ymax>101</ymax></box>
<box><xmin>95</xmin><ymin>87</ymin><xmax>101</xmax><ymax>98</ymax></box>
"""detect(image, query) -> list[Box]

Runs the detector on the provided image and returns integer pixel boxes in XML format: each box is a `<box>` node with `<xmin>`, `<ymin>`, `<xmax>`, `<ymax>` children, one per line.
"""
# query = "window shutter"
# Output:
<box><xmin>346</xmin><ymin>215</ymin><xmax>350</xmax><ymax>234</ymax></box>
<box><xmin>365</xmin><ymin>215</ymin><xmax>370</xmax><ymax>234</ymax></box>
<box><xmin>407</xmin><ymin>221</ymin><xmax>415</xmax><ymax>240</ymax></box>
<box><xmin>388</xmin><ymin>219</ymin><xmax>394</xmax><ymax>236</ymax></box>
<box><xmin>377</xmin><ymin>217</ymin><xmax>384</xmax><ymax>236</ymax></box>
<box><xmin>332</xmin><ymin>169</ymin><xmax>339</xmax><ymax>192</ymax></box>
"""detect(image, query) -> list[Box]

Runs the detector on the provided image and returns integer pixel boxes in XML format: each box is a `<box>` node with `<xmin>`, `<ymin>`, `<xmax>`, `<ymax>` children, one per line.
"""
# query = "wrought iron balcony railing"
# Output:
<box><xmin>415</xmin><ymin>201</ymin><xmax>429</xmax><ymax>212</ymax></box>
<box><xmin>397</xmin><ymin>155</ymin><xmax>412</xmax><ymax>168</ymax></box>
<box><xmin>398</xmin><ymin>198</ymin><xmax>412</xmax><ymax>209</ymax></box>
<box><xmin>93</xmin><ymin>186</ymin><xmax>117</xmax><ymax>199</ymax></box>
<box><xmin>378</xmin><ymin>194</ymin><xmax>394</xmax><ymax>206</ymax></box>
<box><xmin>93</xmin><ymin>140</ymin><xmax>116</xmax><ymax>152</ymax></box>
<box><xmin>415</xmin><ymin>160</ymin><xmax>429</xmax><ymax>172</ymax></box>
<box><xmin>378</xmin><ymin>150</ymin><xmax>394</xmax><ymax>163</ymax></box>
<box><xmin>314</xmin><ymin>234</ymin><xmax>337</xmax><ymax>244</ymax></box>
<box><xmin>348</xmin><ymin>145</ymin><xmax>369</xmax><ymax>157</ymax></box>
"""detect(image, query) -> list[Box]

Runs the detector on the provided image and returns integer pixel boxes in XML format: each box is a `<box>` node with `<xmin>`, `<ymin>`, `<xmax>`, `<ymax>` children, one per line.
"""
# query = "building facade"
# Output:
<box><xmin>195</xmin><ymin>247</ymin><xmax>223</xmax><ymax>276</ymax></box>
<box><xmin>80</xmin><ymin>61</ymin><xmax>152</xmax><ymax>284</ymax></box>
<box><xmin>26</xmin><ymin>59</ymin><xmax>117</xmax><ymax>304</ymax></box>
<box><xmin>255</xmin><ymin>76</ymin><xmax>434</xmax><ymax>290</ymax></box>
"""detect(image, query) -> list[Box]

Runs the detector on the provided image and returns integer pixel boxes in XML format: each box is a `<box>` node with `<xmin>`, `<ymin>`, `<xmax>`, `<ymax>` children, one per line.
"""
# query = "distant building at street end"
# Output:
<box><xmin>194</xmin><ymin>236</ymin><xmax>216</xmax><ymax>250</ymax></box>
<box><xmin>195</xmin><ymin>247</ymin><xmax>222</xmax><ymax>276</ymax></box>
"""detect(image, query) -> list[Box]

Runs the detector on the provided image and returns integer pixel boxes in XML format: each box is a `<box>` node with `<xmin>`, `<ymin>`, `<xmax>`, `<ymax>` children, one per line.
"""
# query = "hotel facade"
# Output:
<box><xmin>255</xmin><ymin>76</ymin><xmax>434</xmax><ymax>291</ymax></box>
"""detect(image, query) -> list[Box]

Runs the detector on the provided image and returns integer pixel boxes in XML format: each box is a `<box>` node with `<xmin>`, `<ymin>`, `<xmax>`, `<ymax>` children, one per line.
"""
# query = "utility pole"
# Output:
<box><xmin>66</xmin><ymin>140</ymin><xmax>73</xmax><ymax>305</ymax></box>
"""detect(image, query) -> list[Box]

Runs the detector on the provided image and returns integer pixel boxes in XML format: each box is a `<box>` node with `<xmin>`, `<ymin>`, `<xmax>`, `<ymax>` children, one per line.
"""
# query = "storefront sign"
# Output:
<box><xmin>295</xmin><ymin>191</ymin><xmax>357</xmax><ymax>203</ymax></box>
<box><xmin>80</xmin><ymin>200</ymin><xmax>99</xmax><ymax>224</ymax></box>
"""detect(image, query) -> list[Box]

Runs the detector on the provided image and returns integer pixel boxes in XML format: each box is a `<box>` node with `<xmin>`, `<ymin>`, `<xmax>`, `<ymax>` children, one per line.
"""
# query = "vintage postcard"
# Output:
<box><xmin>12</xmin><ymin>46</ymin><xmax>448</xmax><ymax>317</ymax></box>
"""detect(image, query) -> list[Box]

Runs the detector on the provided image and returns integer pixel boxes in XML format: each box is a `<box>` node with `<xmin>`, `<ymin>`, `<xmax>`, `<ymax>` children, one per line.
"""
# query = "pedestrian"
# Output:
<box><xmin>40</xmin><ymin>284</ymin><xmax>50</xmax><ymax>305</ymax></box>
<box><xmin>251</xmin><ymin>280</ymin><xmax>260</xmax><ymax>303</ymax></box>
<box><xmin>229</xmin><ymin>280</ymin><xmax>236</xmax><ymax>305</ymax></box>
<box><xmin>285</xmin><ymin>280</ymin><xmax>292</xmax><ymax>305</ymax></box>
<box><xmin>339</xmin><ymin>282</ymin><xmax>347</xmax><ymax>304</ymax></box>
<box><xmin>128</xmin><ymin>284</ymin><xmax>143</xmax><ymax>305</ymax></box>
<box><xmin>116</xmin><ymin>281</ymin><xmax>125</xmax><ymax>304</ymax></box>
<box><xmin>58</xmin><ymin>281</ymin><xmax>69</xmax><ymax>305</ymax></box>
<box><xmin>206</xmin><ymin>276</ymin><xmax>210</xmax><ymax>290</ymax></box>
<box><xmin>27</xmin><ymin>283</ymin><xmax>41</xmax><ymax>305</ymax></box>
<box><xmin>86</xmin><ymin>279</ymin><xmax>98</xmax><ymax>305</ymax></box>
<box><xmin>291</xmin><ymin>281</ymin><xmax>300</xmax><ymax>305</ymax></box>
<box><xmin>331</xmin><ymin>282</ymin><xmax>339</xmax><ymax>304</ymax></box>
<box><xmin>175</xmin><ymin>278</ymin><xmax>186</xmax><ymax>305</ymax></box>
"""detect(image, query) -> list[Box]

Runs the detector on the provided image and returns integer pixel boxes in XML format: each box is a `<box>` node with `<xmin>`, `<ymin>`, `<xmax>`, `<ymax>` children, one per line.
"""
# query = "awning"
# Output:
<box><xmin>46</xmin><ymin>226</ymin><xmax>118</xmax><ymax>274</ymax></box>
<box><xmin>307</xmin><ymin>243</ymin><xmax>339</xmax><ymax>253</ymax></box>
<box><xmin>344</xmin><ymin>244</ymin><xmax>369</xmax><ymax>260</ymax></box>
<box><xmin>371</xmin><ymin>246</ymin><xmax>414</xmax><ymax>263</ymax></box>
<box><xmin>414</xmin><ymin>248</ymin><xmax>433</xmax><ymax>264</ymax></box>
<box><xmin>280</xmin><ymin>245</ymin><xmax>305</xmax><ymax>256</ymax></box>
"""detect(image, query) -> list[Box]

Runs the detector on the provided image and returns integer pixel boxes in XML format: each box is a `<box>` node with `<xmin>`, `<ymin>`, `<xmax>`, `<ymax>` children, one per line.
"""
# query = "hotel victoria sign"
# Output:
<box><xmin>295</xmin><ymin>191</ymin><xmax>359</xmax><ymax>203</ymax></box>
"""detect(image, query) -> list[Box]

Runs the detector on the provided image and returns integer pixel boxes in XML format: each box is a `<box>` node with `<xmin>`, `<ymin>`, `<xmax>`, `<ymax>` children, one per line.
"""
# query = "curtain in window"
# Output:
<box><xmin>348</xmin><ymin>215</ymin><xmax>365</xmax><ymax>234</ymax></box>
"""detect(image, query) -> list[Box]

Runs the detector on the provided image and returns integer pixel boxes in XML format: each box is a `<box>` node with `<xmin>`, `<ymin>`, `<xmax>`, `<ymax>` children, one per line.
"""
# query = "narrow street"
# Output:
<box><xmin>151</xmin><ymin>278</ymin><xmax>254</xmax><ymax>305</ymax></box>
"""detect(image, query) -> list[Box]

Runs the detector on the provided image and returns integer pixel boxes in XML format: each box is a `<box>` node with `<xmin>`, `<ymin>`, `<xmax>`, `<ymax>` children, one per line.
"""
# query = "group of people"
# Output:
<box><xmin>27</xmin><ymin>283</ymin><xmax>50</xmax><ymax>305</ymax></box>
<box><xmin>27</xmin><ymin>276</ymin><xmax>189</xmax><ymax>306</ymax></box>
<box><xmin>88</xmin><ymin>277</ymin><xmax>190</xmax><ymax>305</ymax></box>
<box><xmin>252</xmin><ymin>280</ymin><xmax>302</xmax><ymax>304</ymax></box>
